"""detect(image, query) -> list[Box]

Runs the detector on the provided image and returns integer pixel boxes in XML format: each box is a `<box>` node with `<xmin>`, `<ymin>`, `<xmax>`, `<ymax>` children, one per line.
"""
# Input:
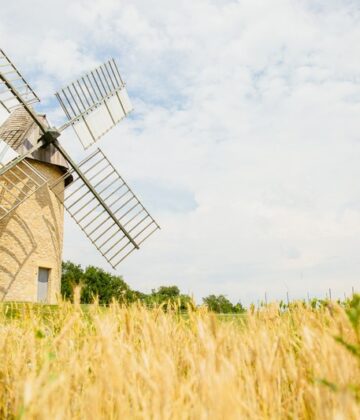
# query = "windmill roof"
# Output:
<box><xmin>0</xmin><ymin>107</ymin><xmax>70</xmax><ymax>173</ymax></box>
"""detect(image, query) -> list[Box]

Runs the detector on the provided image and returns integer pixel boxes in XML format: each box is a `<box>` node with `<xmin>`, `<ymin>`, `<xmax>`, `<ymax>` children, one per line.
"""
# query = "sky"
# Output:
<box><xmin>1</xmin><ymin>0</ymin><xmax>360</xmax><ymax>304</ymax></box>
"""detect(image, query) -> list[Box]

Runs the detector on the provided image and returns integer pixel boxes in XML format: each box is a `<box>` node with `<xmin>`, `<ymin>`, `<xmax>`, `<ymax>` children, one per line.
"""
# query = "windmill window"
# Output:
<box><xmin>37</xmin><ymin>267</ymin><xmax>50</xmax><ymax>302</ymax></box>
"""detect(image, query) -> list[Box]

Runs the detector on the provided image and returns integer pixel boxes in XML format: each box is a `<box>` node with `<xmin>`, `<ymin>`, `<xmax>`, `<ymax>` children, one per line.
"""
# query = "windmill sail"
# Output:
<box><xmin>55</xmin><ymin>59</ymin><xmax>133</xmax><ymax>150</ymax></box>
<box><xmin>51</xmin><ymin>148</ymin><xmax>159</xmax><ymax>268</ymax></box>
<box><xmin>0</xmin><ymin>106</ymin><xmax>50</xmax><ymax>220</ymax></box>
<box><xmin>0</xmin><ymin>49</ymin><xmax>40</xmax><ymax>114</ymax></box>
<box><xmin>0</xmin><ymin>140</ymin><xmax>48</xmax><ymax>220</ymax></box>
<box><xmin>0</xmin><ymin>50</ymin><xmax>49</xmax><ymax>179</ymax></box>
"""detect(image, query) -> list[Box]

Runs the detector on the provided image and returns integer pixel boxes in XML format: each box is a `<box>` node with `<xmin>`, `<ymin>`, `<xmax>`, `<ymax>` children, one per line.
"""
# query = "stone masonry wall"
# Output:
<box><xmin>0</xmin><ymin>160</ymin><xmax>64</xmax><ymax>303</ymax></box>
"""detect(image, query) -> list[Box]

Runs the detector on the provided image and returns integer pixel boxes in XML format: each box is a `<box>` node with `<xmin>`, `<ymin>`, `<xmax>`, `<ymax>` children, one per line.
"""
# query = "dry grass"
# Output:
<box><xmin>0</xmin><ymin>299</ymin><xmax>359</xmax><ymax>419</ymax></box>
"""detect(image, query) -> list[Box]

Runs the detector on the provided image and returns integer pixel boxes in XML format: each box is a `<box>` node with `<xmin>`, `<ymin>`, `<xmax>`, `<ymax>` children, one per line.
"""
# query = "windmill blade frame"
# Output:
<box><xmin>50</xmin><ymin>146</ymin><xmax>160</xmax><ymax>268</ymax></box>
<box><xmin>55</xmin><ymin>59</ymin><xmax>133</xmax><ymax>150</ymax></box>
<box><xmin>0</xmin><ymin>49</ymin><xmax>45</xmax><ymax>133</ymax></box>
<box><xmin>0</xmin><ymin>49</ymin><xmax>40</xmax><ymax>113</ymax></box>
<box><xmin>0</xmin><ymin>48</ymin><xmax>60</xmax><ymax>218</ymax></box>
<box><xmin>0</xmin><ymin>50</ymin><xmax>57</xmax><ymax>178</ymax></box>
<box><xmin>0</xmin><ymin>150</ymin><xmax>48</xmax><ymax>220</ymax></box>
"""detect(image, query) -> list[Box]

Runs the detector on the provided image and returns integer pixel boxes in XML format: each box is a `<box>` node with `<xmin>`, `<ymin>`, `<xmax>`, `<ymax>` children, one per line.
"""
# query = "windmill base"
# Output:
<box><xmin>0</xmin><ymin>160</ymin><xmax>65</xmax><ymax>304</ymax></box>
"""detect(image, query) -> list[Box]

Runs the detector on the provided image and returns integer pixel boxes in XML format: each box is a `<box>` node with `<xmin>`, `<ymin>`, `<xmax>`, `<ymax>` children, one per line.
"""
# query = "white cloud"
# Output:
<box><xmin>35</xmin><ymin>38</ymin><xmax>98</xmax><ymax>82</ymax></box>
<box><xmin>1</xmin><ymin>0</ymin><xmax>360</xmax><ymax>303</ymax></box>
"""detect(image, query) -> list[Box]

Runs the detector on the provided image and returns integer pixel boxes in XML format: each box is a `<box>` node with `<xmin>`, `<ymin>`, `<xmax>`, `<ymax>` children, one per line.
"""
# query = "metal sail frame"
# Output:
<box><xmin>0</xmin><ymin>49</ymin><xmax>40</xmax><ymax>113</ymax></box>
<box><xmin>55</xmin><ymin>59</ymin><xmax>133</xmax><ymax>149</ymax></box>
<box><xmin>0</xmin><ymin>49</ymin><xmax>159</xmax><ymax>267</ymax></box>
<box><xmin>0</xmin><ymin>51</ymin><xmax>51</xmax><ymax>220</ymax></box>
<box><xmin>50</xmin><ymin>147</ymin><xmax>160</xmax><ymax>268</ymax></box>
<box><xmin>0</xmin><ymin>156</ymin><xmax>48</xmax><ymax>220</ymax></box>
<box><xmin>0</xmin><ymin>50</ymin><xmax>49</xmax><ymax>178</ymax></box>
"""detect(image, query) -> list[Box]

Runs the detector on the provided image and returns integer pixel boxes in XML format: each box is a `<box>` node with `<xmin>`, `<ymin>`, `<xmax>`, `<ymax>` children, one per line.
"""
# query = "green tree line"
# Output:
<box><xmin>61</xmin><ymin>261</ymin><xmax>246</xmax><ymax>313</ymax></box>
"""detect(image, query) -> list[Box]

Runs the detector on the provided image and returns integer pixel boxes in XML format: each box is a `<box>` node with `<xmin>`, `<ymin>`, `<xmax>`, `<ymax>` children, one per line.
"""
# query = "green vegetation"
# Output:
<box><xmin>61</xmin><ymin>261</ymin><xmax>239</xmax><ymax>312</ymax></box>
<box><xmin>61</xmin><ymin>261</ymin><xmax>139</xmax><ymax>304</ymax></box>
<box><xmin>203</xmin><ymin>294</ymin><xmax>246</xmax><ymax>314</ymax></box>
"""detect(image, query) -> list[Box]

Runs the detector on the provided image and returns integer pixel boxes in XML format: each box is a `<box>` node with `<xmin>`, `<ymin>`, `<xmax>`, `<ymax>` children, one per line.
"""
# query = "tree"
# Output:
<box><xmin>61</xmin><ymin>261</ymin><xmax>132</xmax><ymax>305</ymax></box>
<box><xmin>61</xmin><ymin>261</ymin><xmax>244</xmax><ymax>313</ymax></box>
<box><xmin>233</xmin><ymin>301</ymin><xmax>246</xmax><ymax>314</ymax></box>
<box><xmin>81</xmin><ymin>266</ymin><xmax>131</xmax><ymax>305</ymax></box>
<box><xmin>146</xmin><ymin>285</ymin><xmax>192</xmax><ymax>310</ymax></box>
<box><xmin>203</xmin><ymin>294</ymin><xmax>246</xmax><ymax>313</ymax></box>
<box><xmin>61</xmin><ymin>261</ymin><xmax>84</xmax><ymax>301</ymax></box>
<box><xmin>153</xmin><ymin>286</ymin><xmax>180</xmax><ymax>299</ymax></box>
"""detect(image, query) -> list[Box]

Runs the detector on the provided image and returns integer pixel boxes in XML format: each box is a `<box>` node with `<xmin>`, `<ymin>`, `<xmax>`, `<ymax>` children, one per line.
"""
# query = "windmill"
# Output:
<box><xmin>0</xmin><ymin>49</ymin><xmax>159</xmax><ymax>303</ymax></box>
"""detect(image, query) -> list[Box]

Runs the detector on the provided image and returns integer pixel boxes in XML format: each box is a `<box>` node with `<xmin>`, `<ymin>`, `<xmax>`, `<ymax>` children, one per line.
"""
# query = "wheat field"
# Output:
<box><xmin>0</xmin><ymin>297</ymin><xmax>359</xmax><ymax>419</ymax></box>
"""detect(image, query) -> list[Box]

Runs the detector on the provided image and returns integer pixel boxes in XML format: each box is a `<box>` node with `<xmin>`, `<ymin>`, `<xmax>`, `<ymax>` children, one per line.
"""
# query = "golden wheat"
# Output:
<box><xmin>0</xmin><ymin>299</ymin><xmax>359</xmax><ymax>419</ymax></box>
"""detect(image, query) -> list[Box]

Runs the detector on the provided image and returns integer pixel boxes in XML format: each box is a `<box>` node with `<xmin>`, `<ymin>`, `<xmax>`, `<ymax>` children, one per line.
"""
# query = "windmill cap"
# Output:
<box><xmin>0</xmin><ymin>107</ymin><xmax>72</xmax><ymax>185</ymax></box>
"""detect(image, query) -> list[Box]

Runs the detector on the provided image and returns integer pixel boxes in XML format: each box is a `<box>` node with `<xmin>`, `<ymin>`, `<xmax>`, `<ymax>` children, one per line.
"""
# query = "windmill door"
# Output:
<box><xmin>37</xmin><ymin>268</ymin><xmax>50</xmax><ymax>302</ymax></box>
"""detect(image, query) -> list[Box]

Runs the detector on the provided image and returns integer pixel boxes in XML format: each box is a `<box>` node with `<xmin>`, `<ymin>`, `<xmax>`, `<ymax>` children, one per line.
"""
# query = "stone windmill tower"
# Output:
<box><xmin>0</xmin><ymin>49</ymin><xmax>159</xmax><ymax>303</ymax></box>
<box><xmin>0</xmin><ymin>108</ymin><xmax>71</xmax><ymax>302</ymax></box>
